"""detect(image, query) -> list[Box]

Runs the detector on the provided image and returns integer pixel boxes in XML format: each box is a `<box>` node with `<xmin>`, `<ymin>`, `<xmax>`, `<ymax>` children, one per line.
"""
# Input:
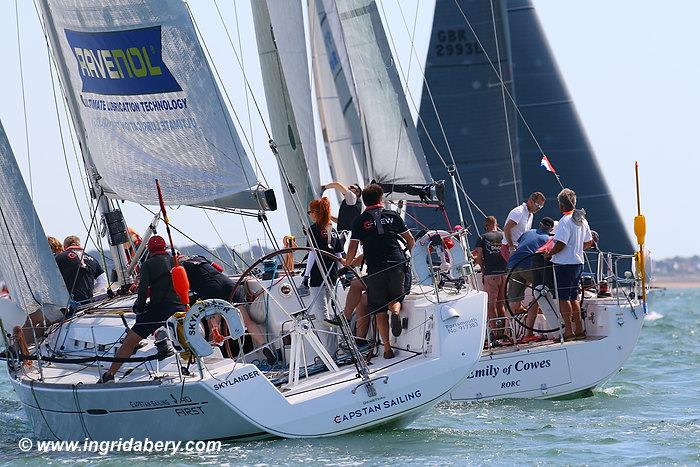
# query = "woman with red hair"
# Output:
<box><xmin>304</xmin><ymin>197</ymin><xmax>344</xmax><ymax>323</ymax></box>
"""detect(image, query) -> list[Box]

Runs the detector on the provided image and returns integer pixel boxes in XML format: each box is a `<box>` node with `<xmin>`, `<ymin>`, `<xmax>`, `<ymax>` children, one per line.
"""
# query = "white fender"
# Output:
<box><xmin>411</xmin><ymin>230</ymin><xmax>470</xmax><ymax>285</ymax></box>
<box><xmin>179</xmin><ymin>299</ymin><xmax>246</xmax><ymax>358</ymax></box>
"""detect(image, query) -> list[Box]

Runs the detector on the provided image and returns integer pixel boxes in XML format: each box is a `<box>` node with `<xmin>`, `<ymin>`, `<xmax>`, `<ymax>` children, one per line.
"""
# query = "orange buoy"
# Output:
<box><xmin>171</xmin><ymin>264</ymin><xmax>190</xmax><ymax>308</ymax></box>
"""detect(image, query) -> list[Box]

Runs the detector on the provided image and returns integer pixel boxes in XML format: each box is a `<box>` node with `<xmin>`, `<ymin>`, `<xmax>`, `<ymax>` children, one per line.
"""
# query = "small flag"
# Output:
<box><xmin>540</xmin><ymin>155</ymin><xmax>556</xmax><ymax>174</ymax></box>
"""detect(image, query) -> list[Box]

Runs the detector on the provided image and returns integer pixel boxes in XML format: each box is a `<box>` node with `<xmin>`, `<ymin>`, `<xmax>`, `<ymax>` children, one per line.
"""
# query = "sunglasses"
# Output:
<box><xmin>534</xmin><ymin>203</ymin><xmax>544</xmax><ymax>210</ymax></box>
<box><xmin>307</xmin><ymin>210</ymin><xmax>317</xmax><ymax>215</ymax></box>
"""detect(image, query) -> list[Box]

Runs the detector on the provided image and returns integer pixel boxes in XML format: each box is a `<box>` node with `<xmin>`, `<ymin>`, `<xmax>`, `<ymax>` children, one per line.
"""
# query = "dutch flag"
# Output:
<box><xmin>540</xmin><ymin>155</ymin><xmax>556</xmax><ymax>174</ymax></box>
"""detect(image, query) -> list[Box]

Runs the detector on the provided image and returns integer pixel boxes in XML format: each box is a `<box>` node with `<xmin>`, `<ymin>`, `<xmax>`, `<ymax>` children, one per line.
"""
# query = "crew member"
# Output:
<box><xmin>473</xmin><ymin>216</ymin><xmax>507</xmax><ymax>335</ymax></box>
<box><xmin>323</xmin><ymin>181</ymin><xmax>362</xmax><ymax>233</ymax></box>
<box><xmin>55</xmin><ymin>235</ymin><xmax>106</xmax><ymax>303</ymax></box>
<box><xmin>98</xmin><ymin>236</ymin><xmax>184</xmax><ymax>383</ymax></box>
<box><xmin>47</xmin><ymin>236</ymin><xmax>63</xmax><ymax>254</ymax></box>
<box><xmin>346</xmin><ymin>184</ymin><xmax>415</xmax><ymax>359</ymax></box>
<box><xmin>304</xmin><ymin>197</ymin><xmax>344</xmax><ymax>324</ymax></box>
<box><xmin>506</xmin><ymin>217</ymin><xmax>555</xmax><ymax>342</ymax></box>
<box><xmin>179</xmin><ymin>254</ymin><xmax>275</xmax><ymax>363</ymax></box>
<box><xmin>544</xmin><ymin>189</ymin><xmax>594</xmax><ymax>340</ymax></box>
<box><xmin>501</xmin><ymin>192</ymin><xmax>545</xmax><ymax>261</ymax></box>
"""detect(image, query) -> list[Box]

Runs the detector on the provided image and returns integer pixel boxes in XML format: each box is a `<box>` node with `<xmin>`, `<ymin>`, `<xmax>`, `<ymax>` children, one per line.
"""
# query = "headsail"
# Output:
<box><xmin>332</xmin><ymin>0</ymin><xmax>433</xmax><ymax>187</ymax></box>
<box><xmin>309</xmin><ymin>0</ymin><xmax>366</xmax><ymax>187</ymax></box>
<box><xmin>37</xmin><ymin>0</ymin><xmax>270</xmax><ymax>210</ymax></box>
<box><xmin>417</xmin><ymin>0</ymin><xmax>633</xmax><ymax>253</ymax></box>
<box><xmin>251</xmin><ymin>0</ymin><xmax>319</xmax><ymax>237</ymax></box>
<box><xmin>0</xmin><ymin>122</ymin><xmax>69</xmax><ymax>321</ymax></box>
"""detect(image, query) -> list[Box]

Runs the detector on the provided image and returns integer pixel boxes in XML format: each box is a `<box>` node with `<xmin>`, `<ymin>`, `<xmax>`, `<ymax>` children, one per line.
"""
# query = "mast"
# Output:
<box><xmin>37</xmin><ymin>0</ymin><xmax>131</xmax><ymax>288</ymax></box>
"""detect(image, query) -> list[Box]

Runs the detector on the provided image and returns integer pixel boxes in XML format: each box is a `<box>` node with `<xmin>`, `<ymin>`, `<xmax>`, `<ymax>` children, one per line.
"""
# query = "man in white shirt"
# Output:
<box><xmin>545</xmin><ymin>188</ymin><xmax>595</xmax><ymax>340</ymax></box>
<box><xmin>500</xmin><ymin>191</ymin><xmax>546</xmax><ymax>261</ymax></box>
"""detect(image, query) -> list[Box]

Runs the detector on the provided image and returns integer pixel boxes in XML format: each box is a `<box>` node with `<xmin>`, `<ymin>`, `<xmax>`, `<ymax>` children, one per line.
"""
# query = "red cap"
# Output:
<box><xmin>147</xmin><ymin>235</ymin><xmax>167</xmax><ymax>254</ymax></box>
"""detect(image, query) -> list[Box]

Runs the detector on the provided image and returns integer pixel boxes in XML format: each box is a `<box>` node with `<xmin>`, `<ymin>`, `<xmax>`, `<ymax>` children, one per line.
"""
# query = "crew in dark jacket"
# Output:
<box><xmin>98</xmin><ymin>235</ymin><xmax>184</xmax><ymax>383</ymax></box>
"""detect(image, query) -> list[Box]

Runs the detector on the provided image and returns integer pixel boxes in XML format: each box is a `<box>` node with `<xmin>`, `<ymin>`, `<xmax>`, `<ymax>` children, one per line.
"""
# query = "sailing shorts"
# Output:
<box><xmin>553</xmin><ymin>263</ymin><xmax>583</xmax><ymax>301</ymax></box>
<box><xmin>507</xmin><ymin>267</ymin><xmax>532</xmax><ymax>303</ymax></box>
<box><xmin>132</xmin><ymin>302</ymin><xmax>185</xmax><ymax>338</ymax></box>
<box><xmin>364</xmin><ymin>264</ymin><xmax>406</xmax><ymax>314</ymax></box>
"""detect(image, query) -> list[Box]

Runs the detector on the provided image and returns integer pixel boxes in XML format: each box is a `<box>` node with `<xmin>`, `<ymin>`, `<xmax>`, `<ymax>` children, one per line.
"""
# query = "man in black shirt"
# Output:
<box><xmin>99</xmin><ymin>235</ymin><xmax>184</xmax><ymax>383</ymax></box>
<box><xmin>473</xmin><ymin>216</ymin><xmax>507</xmax><ymax>335</ymax></box>
<box><xmin>323</xmin><ymin>181</ymin><xmax>362</xmax><ymax>233</ymax></box>
<box><xmin>180</xmin><ymin>255</ymin><xmax>273</xmax><ymax>363</ymax></box>
<box><xmin>346</xmin><ymin>184</ymin><xmax>415</xmax><ymax>359</ymax></box>
<box><xmin>55</xmin><ymin>235</ymin><xmax>106</xmax><ymax>303</ymax></box>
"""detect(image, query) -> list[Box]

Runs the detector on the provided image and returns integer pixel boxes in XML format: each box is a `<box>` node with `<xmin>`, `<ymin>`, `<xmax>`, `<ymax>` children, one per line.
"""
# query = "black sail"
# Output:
<box><xmin>416</xmin><ymin>0</ymin><xmax>633</xmax><ymax>254</ymax></box>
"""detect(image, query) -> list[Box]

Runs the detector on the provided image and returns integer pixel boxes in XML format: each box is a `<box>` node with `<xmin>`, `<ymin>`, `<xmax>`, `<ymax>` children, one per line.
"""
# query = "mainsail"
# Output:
<box><xmin>37</xmin><ymin>0</ymin><xmax>269</xmax><ymax>210</ymax></box>
<box><xmin>251</xmin><ymin>0</ymin><xmax>319</xmax><ymax>238</ymax></box>
<box><xmin>329</xmin><ymin>0</ymin><xmax>433</xmax><ymax>187</ymax></box>
<box><xmin>417</xmin><ymin>0</ymin><xmax>633</xmax><ymax>253</ymax></box>
<box><xmin>0</xmin><ymin>122</ymin><xmax>69</xmax><ymax>321</ymax></box>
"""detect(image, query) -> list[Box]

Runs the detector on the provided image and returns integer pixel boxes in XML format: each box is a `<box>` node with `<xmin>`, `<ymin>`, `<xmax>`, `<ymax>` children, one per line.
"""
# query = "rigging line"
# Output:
<box><xmin>213</xmin><ymin>0</ymin><xmax>268</xmax><ymax>185</ymax></box>
<box><xmin>201</xmin><ymin>209</ymin><xmax>237</xmax><ymax>269</ymax></box>
<box><xmin>66</xmin><ymin>195</ymin><xmax>103</xmax><ymax>304</ymax></box>
<box><xmin>232</xmin><ymin>0</ymin><xmax>256</xmax><ymax>165</ymax></box>
<box><xmin>489</xmin><ymin>0</ymin><xmax>519</xmax><ymax>205</ymax></box>
<box><xmin>209</xmin><ymin>0</ymin><xmax>271</xmax><ymax>141</ymax></box>
<box><xmin>137</xmin><ymin>204</ymin><xmax>235</xmax><ymax>271</ymax></box>
<box><xmin>31</xmin><ymin>1</ymin><xmax>97</xmax><ymax>222</ymax></box>
<box><xmin>451</xmin><ymin>0</ymin><xmax>561</xmax><ymax>184</ymax></box>
<box><xmin>391</xmin><ymin>0</ymin><xmax>486</xmax><ymax>227</ymax></box>
<box><xmin>15</xmin><ymin>0</ymin><xmax>34</xmax><ymax>203</ymax></box>
<box><xmin>186</xmin><ymin>2</ymin><xmax>259</xmax><ymax>191</ymax></box>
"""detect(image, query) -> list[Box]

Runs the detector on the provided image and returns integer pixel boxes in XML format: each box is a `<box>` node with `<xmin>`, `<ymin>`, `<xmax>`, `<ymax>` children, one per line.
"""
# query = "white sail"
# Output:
<box><xmin>334</xmin><ymin>0</ymin><xmax>432</xmax><ymax>186</ymax></box>
<box><xmin>251</xmin><ymin>0</ymin><xmax>319</xmax><ymax>237</ymax></box>
<box><xmin>37</xmin><ymin>0</ymin><xmax>265</xmax><ymax>210</ymax></box>
<box><xmin>0</xmin><ymin>122</ymin><xmax>69</xmax><ymax>321</ymax></box>
<box><xmin>309</xmin><ymin>0</ymin><xmax>365</xmax><ymax>187</ymax></box>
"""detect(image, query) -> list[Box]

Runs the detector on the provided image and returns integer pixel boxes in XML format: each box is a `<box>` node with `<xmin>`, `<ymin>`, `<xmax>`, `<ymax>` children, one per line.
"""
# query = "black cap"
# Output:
<box><xmin>540</xmin><ymin>217</ymin><xmax>555</xmax><ymax>229</ymax></box>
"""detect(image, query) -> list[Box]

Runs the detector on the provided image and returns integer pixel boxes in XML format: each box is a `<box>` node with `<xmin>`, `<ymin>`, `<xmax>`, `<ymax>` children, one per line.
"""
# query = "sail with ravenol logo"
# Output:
<box><xmin>37</xmin><ymin>0</ymin><xmax>273</xmax><ymax>210</ymax></box>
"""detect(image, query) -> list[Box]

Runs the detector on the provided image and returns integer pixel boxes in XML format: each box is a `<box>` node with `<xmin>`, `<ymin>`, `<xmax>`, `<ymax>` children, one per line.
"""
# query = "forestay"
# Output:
<box><xmin>335</xmin><ymin>0</ymin><xmax>432</xmax><ymax>186</ymax></box>
<box><xmin>0</xmin><ymin>122</ymin><xmax>69</xmax><ymax>321</ymax></box>
<box><xmin>37</xmin><ymin>0</ymin><xmax>263</xmax><ymax>209</ymax></box>
<box><xmin>251</xmin><ymin>0</ymin><xmax>319</xmax><ymax>237</ymax></box>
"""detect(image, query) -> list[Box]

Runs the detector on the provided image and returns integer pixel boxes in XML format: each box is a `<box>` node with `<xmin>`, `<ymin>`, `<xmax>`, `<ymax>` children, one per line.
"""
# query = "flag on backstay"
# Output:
<box><xmin>540</xmin><ymin>155</ymin><xmax>556</xmax><ymax>174</ymax></box>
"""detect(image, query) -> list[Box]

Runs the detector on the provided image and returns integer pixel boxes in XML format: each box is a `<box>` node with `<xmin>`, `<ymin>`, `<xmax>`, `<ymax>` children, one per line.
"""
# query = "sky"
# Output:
<box><xmin>0</xmin><ymin>0</ymin><xmax>693</xmax><ymax>260</ymax></box>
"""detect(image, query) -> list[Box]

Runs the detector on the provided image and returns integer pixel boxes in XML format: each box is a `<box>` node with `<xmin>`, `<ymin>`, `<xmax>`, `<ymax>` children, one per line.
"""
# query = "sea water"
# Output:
<box><xmin>0</xmin><ymin>288</ymin><xmax>697</xmax><ymax>465</ymax></box>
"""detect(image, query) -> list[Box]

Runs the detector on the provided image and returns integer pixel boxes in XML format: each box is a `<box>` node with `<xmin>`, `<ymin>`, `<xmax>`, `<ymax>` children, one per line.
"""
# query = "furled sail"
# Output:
<box><xmin>0</xmin><ymin>122</ymin><xmax>69</xmax><ymax>321</ymax></box>
<box><xmin>334</xmin><ymin>0</ymin><xmax>433</xmax><ymax>187</ymax></box>
<box><xmin>251</xmin><ymin>0</ymin><xmax>319</xmax><ymax>237</ymax></box>
<box><xmin>37</xmin><ymin>0</ymin><xmax>269</xmax><ymax>210</ymax></box>
<box><xmin>309</xmin><ymin>0</ymin><xmax>366</xmax><ymax>187</ymax></box>
<box><xmin>417</xmin><ymin>0</ymin><xmax>633</xmax><ymax>253</ymax></box>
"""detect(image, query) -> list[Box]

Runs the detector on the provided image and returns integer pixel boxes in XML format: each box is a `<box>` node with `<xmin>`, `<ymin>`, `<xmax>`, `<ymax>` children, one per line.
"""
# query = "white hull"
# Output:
<box><xmin>9</xmin><ymin>289</ymin><xmax>488</xmax><ymax>440</ymax></box>
<box><xmin>449</xmin><ymin>295</ymin><xmax>645</xmax><ymax>401</ymax></box>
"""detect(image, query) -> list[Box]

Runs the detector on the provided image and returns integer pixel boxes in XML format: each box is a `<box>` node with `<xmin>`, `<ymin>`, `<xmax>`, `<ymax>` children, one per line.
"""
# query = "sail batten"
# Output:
<box><xmin>38</xmin><ymin>0</ymin><xmax>263</xmax><ymax>209</ymax></box>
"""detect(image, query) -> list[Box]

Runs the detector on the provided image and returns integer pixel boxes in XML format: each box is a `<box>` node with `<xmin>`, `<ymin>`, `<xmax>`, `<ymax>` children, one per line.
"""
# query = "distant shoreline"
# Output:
<box><xmin>651</xmin><ymin>276</ymin><xmax>700</xmax><ymax>289</ymax></box>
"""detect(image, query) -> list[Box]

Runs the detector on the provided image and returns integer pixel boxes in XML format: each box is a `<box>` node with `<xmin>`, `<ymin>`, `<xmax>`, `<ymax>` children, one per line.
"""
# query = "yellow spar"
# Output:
<box><xmin>634</xmin><ymin>161</ymin><xmax>647</xmax><ymax>312</ymax></box>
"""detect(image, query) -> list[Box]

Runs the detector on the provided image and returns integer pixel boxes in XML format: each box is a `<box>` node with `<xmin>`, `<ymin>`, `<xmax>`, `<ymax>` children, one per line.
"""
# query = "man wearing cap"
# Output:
<box><xmin>501</xmin><ymin>192</ymin><xmax>546</xmax><ymax>261</ymax></box>
<box><xmin>98</xmin><ymin>235</ymin><xmax>184</xmax><ymax>383</ymax></box>
<box><xmin>506</xmin><ymin>217</ymin><xmax>555</xmax><ymax>341</ymax></box>
<box><xmin>545</xmin><ymin>188</ymin><xmax>594</xmax><ymax>340</ymax></box>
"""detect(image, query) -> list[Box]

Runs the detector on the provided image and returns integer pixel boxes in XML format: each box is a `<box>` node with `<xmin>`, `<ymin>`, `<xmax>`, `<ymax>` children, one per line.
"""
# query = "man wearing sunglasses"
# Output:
<box><xmin>500</xmin><ymin>191</ymin><xmax>546</xmax><ymax>261</ymax></box>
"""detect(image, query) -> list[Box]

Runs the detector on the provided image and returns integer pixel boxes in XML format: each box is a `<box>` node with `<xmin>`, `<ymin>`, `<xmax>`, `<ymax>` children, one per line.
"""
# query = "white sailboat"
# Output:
<box><xmin>309</xmin><ymin>0</ymin><xmax>651</xmax><ymax>402</ymax></box>
<box><xmin>0</xmin><ymin>0</ymin><xmax>488</xmax><ymax>441</ymax></box>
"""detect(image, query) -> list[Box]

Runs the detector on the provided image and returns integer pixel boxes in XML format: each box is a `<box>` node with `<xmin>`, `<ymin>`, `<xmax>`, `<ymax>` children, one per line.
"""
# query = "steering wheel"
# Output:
<box><xmin>504</xmin><ymin>252</ymin><xmax>562</xmax><ymax>334</ymax></box>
